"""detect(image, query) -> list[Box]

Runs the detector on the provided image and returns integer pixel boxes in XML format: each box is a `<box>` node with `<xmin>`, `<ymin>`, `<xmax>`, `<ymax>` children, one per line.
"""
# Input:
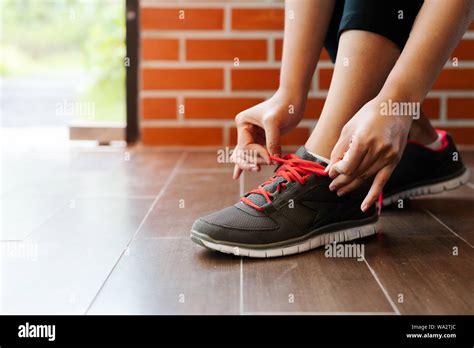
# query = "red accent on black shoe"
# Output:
<box><xmin>407</xmin><ymin>129</ymin><xmax>449</xmax><ymax>153</ymax></box>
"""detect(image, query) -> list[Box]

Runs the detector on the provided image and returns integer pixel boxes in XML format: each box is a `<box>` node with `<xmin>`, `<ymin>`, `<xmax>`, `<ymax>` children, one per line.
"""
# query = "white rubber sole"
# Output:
<box><xmin>382</xmin><ymin>169</ymin><xmax>470</xmax><ymax>206</ymax></box>
<box><xmin>191</xmin><ymin>223</ymin><xmax>377</xmax><ymax>258</ymax></box>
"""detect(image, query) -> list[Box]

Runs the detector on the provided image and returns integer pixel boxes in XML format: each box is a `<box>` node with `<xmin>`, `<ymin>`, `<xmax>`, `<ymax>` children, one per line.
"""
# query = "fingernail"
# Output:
<box><xmin>361</xmin><ymin>204</ymin><xmax>367</xmax><ymax>212</ymax></box>
<box><xmin>251</xmin><ymin>167</ymin><xmax>259</xmax><ymax>172</ymax></box>
<box><xmin>337</xmin><ymin>190</ymin><xmax>345</xmax><ymax>197</ymax></box>
<box><xmin>329</xmin><ymin>185</ymin><xmax>336</xmax><ymax>192</ymax></box>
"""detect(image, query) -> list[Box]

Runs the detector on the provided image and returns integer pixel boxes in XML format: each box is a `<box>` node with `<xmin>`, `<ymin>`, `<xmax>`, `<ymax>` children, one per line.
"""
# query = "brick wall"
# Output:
<box><xmin>139</xmin><ymin>1</ymin><xmax>474</xmax><ymax>146</ymax></box>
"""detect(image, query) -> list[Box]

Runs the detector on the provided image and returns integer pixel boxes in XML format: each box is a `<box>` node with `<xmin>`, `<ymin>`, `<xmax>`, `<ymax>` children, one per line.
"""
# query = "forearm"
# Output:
<box><xmin>380</xmin><ymin>0</ymin><xmax>474</xmax><ymax>102</ymax></box>
<box><xmin>279</xmin><ymin>0</ymin><xmax>335</xmax><ymax>97</ymax></box>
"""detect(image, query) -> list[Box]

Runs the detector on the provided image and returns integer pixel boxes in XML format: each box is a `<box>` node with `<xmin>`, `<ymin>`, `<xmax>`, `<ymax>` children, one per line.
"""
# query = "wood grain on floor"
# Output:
<box><xmin>413</xmin><ymin>187</ymin><xmax>474</xmax><ymax>246</ymax></box>
<box><xmin>365</xmin><ymin>205</ymin><xmax>474</xmax><ymax>314</ymax></box>
<box><xmin>1</xmin><ymin>197</ymin><xmax>153</xmax><ymax>314</ymax></box>
<box><xmin>1</xmin><ymin>148</ymin><xmax>473</xmax><ymax>315</ymax></box>
<box><xmin>87</xmin><ymin>238</ymin><xmax>240</xmax><ymax>315</ymax></box>
<box><xmin>136</xmin><ymin>171</ymin><xmax>239</xmax><ymax>238</ymax></box>
<box><xmin>242</xmin><ymin>247</ymin><xmax>395</xmax><ymax>314</ymax></box>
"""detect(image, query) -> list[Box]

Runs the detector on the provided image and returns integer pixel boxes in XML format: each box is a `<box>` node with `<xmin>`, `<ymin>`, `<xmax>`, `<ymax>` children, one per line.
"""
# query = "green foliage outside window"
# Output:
<box><xmin>1</xmin><ymin>0</ymin><xmax>126</xmax><ymax>123</ymax></box>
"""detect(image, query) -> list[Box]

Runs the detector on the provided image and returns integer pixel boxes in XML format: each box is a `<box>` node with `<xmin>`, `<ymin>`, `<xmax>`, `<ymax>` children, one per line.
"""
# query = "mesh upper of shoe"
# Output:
<box><xmin>201</xmin><ymin>206</ymin><xmax>278</xmax><ymax>230</ymax></box>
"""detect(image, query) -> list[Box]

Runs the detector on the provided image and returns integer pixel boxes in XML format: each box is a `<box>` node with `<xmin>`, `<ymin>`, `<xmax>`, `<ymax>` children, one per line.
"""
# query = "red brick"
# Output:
<box><xmin>442</xmin><ymin>127</ymin><xmax>474</xmax><ymax>145</ymax></box>
<box><xmin>186</xmin><ymin>39</ymin><xmax>267</xmax><ymax>61</ymax></box>
<box><xmin>432</xmin><ymin>69</ymin><xmax>474</xmax><ymax>90</ymax></box>
<box><xmin>185</xmin><ymin>97</ymin><xmax>264</xmax><ymax>119</ymax></box>
<box><xmin>274</xmin><ymin>38</ymin><xmax>283</xmax><ymax>61</ymax></box>
<box><xmin>451</xmin><ymin>40</ymin><xmax>474</xmax><ymax>61</ymax></box>
<box><xmin>318</xmin><ymin>68</ymin><xmax>333</xmax><ymax>90</ymax></box>
<box><xmin>320</xmin><ymin>49</ymin><xmax>331</xmax><ymax>62</ymax></box>
<box><xmin>141</xmin><ymin>8</ymin><xmax>223</xmax><ymax>30</ymax></box>
<box><xmin>141</xmin><ymin>98</ymin><xmax>177</xmax><ymax>120</ymax></box>
<box><xmin>232</xmin><ymin>9</ymin><xmax>284</xmax><ymax>30</ymax></box>
<box><xmin>304</xmin><ymin>98</ymin><xmax>325</xmax><ymax>119</ymax></box>
<box><xmin>142</xmin><ymin>38</ymin><xmax>179</xmax><ymax>60</ymax></box>
<box><xmin>232</xmin><ymin>69</ymin><xmax>280</xmax><ymax>90</ymax></box>
<box><xmin>422</xmin><ymin>98</ymin><xmax>441</xmax><ymax>120</ymax></box>
<box><xmin>142</xmin><ymin>68</ymin><xmax>223</xmax><ymax>90</ymax></box>
<box><xmin>447</xmin><ymin>98</ymin><xmax>474</xmax><ymax>119</ymax></box>
<box><xmin>275</xmin><ymin>38</ymin><xmax>330</xmax><ymax>62</ymax></box>
<box><xmin>229</xmin><ymin>126</ymin><xmax>309</xmax><ymax>146</ymax></box>
<box><xmin>142</xmin><ymin>127</ymin><xmax>223</xmax><ymax>145</ymax></box>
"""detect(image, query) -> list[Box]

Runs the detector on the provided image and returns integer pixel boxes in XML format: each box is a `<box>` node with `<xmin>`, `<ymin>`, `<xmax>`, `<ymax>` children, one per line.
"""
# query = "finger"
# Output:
<box><xmin>344</xmin><ymin>144</ymin><xmax>387</xmax><ymax>180</ymax></box>
<box><xmin>329</xmin><ymin>174</ymin><xmax>354</xmax><ymax>193</ymax></box>
<box><xmin>328</xmin><ymin>135</ymin><xmax>352</xmax><ymax>178</ymax></box>
<box><xmin>233</xmin><ymin>148</ymin><xmax>268</xmax><ymax>165</ymax></box>
<box><xmin>331</xmin><ymin>145</ymin><xmax>388</xmax><ymax>192</ymax></box>
<box><xmin>245</xmin><ymin>143</ymin><xmax>271</xmax><ymax>164</ymax></box>
<box><xmin>232</xmin><ymin>165</ymin><xmax>242</xmax><ymax>180</ymax></box>
<box><xmin>234</xmin><ymin>121</ymin><xmax>271</xmax><ymax>165</ymax></box>
<box><xmin>334</xmin><ymin>177</ymin><xmax>365</xmax><ymax>196</ymax></box>
<box><xmin>331</xmin><ymin>137</ymin><xmax>369</xmax><ymax>177</ymax></box>
<box><xmin>361</xmin><ymin>165</ymin><xmax>394</xmax><ymax>212</ymax></box>
<box><xmin>329</xmin><ymin>152</ymin><xmax>386</xmax><ymax>194</ymax></box>
<box><xmin>349</xmin><ymin>148</ymin><xmax>391</xmax><ymax>183</ymax></box>
<box><xmin>262</xmin><ymin>122</ymin><xmax>281</xmax><ymax>157</ymax></box>
<box><xmin>236</xmin><ymin>121</ymin><xmax>255</xmax><ymax>148</ymax></box>
<box><xmin>232</xmin><ymin>163</ymin><xmax>260</xmax><ymax>180</ymax></box>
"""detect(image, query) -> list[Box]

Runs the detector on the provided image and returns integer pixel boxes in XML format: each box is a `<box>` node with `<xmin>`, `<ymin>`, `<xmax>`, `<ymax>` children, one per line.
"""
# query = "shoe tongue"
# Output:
<box><xmin>244</xmin><ymin>146</ymin><xmax>326</xmax><ymax>208</ymax></box>
<box><xmin>295</xmin><ymin>146</ymin><xmax>329</xmax><ymax>166</ymax></box>
<box><xmin>246</xmin><ymin>177</ymin><xmax>286</xmax><ymax>207</ymax></box>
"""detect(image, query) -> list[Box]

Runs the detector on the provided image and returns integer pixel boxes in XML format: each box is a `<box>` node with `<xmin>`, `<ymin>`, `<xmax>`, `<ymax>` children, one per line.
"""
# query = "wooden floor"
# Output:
<box><xmin>1</xmin><ymin>145</ymin><xmax>473</xmax><ymax>315</ymax></box>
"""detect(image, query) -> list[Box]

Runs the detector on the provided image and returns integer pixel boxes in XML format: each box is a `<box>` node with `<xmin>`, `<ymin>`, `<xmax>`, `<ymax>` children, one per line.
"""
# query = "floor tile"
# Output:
<box><xmin>242</xmin><ymin>246</ymin><xmax>394</xmax><ymax>313</ymax></box>
<box><xmin>364</xmin><ymin>207</ymin><xmax>474</xmax><ymax>314</ymax></box>
<box><xmin>0</xmin><ymin>197</ymin><xmax>152</xmax><ymax>314</ymax></box>
<box><xmin>412</xmin><ymin>186</ymin><xmax>474</xmax><ymax>245</ymax></box>
<box><xmin>138</xmin><ymin>172</ymin><xmax>239</xmax><ymax>238</ymax></box>
<box><xmin>180</xmin><ymin>150</ymin><xmax>233</xmax><ymax>172</ymax></box>
<box><xmin>88</xmin><ymin>238</ymin><xmax>240</xmax><ymax>314</ymax></box>
<box><xmin>1</xmin><ymin>192</ymin><xmax>68</xmax><ymax>240</ymax></box>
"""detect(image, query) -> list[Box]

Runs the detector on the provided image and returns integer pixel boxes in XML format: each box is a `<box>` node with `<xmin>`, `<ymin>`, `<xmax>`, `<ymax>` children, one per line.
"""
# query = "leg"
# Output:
<box><xmin>305</xmin><ymin>30</ymin><xmax>401</xmax><ymax>158</ymax></box>
<box><xmin>409</xmin><ymin>111</ymin><xmax>438</xmax><ymax>143</ymax></box>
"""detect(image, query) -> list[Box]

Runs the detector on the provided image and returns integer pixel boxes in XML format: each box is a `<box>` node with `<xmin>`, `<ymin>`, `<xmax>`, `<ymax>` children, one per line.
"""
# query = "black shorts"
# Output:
<box><xmin>324</xmin><ymin>0</ymin><xmax>424</xmax><ymax>63</ymax></box>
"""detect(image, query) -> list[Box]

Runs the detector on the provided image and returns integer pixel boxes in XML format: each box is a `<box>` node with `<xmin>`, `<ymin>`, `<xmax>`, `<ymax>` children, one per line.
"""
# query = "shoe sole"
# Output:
<box><xmin>382</xmin><ymin>168</ymin><xmax>470</xmax><ymax>206</ymax></box>
<box><xmin>190</xmin><ymin>220</ymin><xmax>377</xmax><ymax>258</ymax></box>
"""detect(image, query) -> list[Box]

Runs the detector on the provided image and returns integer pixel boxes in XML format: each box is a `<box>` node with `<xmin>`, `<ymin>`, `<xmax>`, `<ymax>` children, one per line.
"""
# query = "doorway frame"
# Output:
<box><xmin>125</xmin><ymin>0</ymin><xmax>140</xmax><ymax>143</ymax></box>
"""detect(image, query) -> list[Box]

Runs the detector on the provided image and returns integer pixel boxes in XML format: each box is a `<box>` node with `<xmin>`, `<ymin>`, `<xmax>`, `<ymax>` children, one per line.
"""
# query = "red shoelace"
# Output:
<box><xmin>240</xmin><ymin>154</ymin><xmax>328</xmax><ymax>211</ymax></box>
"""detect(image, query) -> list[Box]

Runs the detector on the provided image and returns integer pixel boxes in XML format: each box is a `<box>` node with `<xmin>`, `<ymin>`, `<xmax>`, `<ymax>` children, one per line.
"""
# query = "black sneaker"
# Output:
<box><xmin>383</xmin><ymin>129</ymin><xmax>470</xmax><ymax>206</ymax></box>
<box><xmin>191</xmin><ymin>146</ymin><xmax>378</xmax><ymax>258</ymax></box>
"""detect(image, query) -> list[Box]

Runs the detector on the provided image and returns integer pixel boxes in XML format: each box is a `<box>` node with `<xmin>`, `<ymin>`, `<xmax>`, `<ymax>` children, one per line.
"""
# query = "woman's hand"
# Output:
<box><xmin>231</xmin><ymin>89</ymin><xmax>305</xmax><ymax>179</ymax></box>
<box><xmin>326</xmin><ymin>96</ymin><xmax>413</xmax><ymax>211</ymax></box>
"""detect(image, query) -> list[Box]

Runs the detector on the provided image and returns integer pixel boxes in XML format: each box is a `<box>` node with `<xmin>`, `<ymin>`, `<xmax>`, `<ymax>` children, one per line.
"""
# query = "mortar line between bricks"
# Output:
<box><xmin>440</xmin><ymin>94</ymin><xmax>448</xmax><ymax>121</ymax></box>
<box><xmin>140</xmin><ymin>60</ymin><xmax>474</xmax><ymax>69</ymax></box>
<box><xmin>142</xmin><ymin>31</ymin><xmax>284</xmax><ymax>39</ymax></box>
<box><xmin>224</xmin><ymin>4</ymin><xmax>231</xmax><ymax>33</ymax></box>
<box><xmin>140</xmin><ymin>90</ymin><xmax>474</xmax><ymax>98</ymax></box>
<box><xmin>179</xmin><ymin>36</ymin><xmax>185</xmax><ymax>62</ymax></box>
<box><xmin>141</xmin><ymin>1</ymin><xmax>284</xmax><ymax>9</ymax></box>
